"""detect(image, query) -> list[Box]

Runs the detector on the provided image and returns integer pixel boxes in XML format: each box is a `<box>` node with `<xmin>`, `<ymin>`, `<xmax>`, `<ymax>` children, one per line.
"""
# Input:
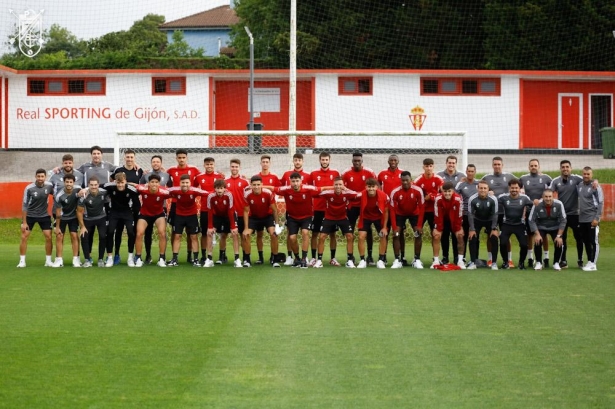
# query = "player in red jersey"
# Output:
<box><xmin>133</xmin><ymin>174</ymin><xmax>171</xmax><ymax>267</ymax></box>
<box><xmin>355</xmin><ymin>178</ymin><xmax>390</xmax><ymax>269</ymax></box>
<box><xmin>378</xmin><ymin>154</ymin><xmax>404</xmax><ymax>264</ymax></box>
<box><xmin>414</xmin><ymin>158</ymin><xmax>444</xmax><ymax>249</ymax></box>
<box><xmin>342</xmin><ymin>152</ymin><xmax>377</xmax><ymax>263</ymax></box>
<box><xmin>389</xmin><ymin>171</ymin><xmax>425</xmax><ymax>269</ymax></box>
<box><xmin>309</xmin><ymin>152</ymin><xmax>340</xmax><ymax>265</ymax></box>
<box><xmin>196</xmin><ymin>156</ymin><xmax>224</xmax><ymax>264</ymax></box>
<box><xmin>223</xmin><ymin>158</ymin><xmax>250</xmax><ymax>264</ymax></box>
<box><xmin>166</xmin><ymin>149</ymin><xmax>200</xmax><ymax>263</ymax></box>
<box><xmin>314</xmin><ymin>177</ymin><xmax>358</xmax><ymax>268</ymax></box>
<box><xmin>281</xmin><ymin>153</ymin><xmax>312</xmax><ymax>265</ymax></box>
<box><xmin>167</xmin><ymin>175</ymin><xmax>209</xmax><ymax>267</ymax></box>
<box><xmin>273</xmin><ymin>172</ymin><xmax>320</xmax><ymax>268</ymax></box>
<box><xmin>252</xmin><ymin>155</ymin><xmax>282</xmax><ymax>265</ymax></box>
<box><xmin>431</xmin><ymin>182</ymin><xmax>465</xmax><ymax>269</ymax></box>
<box><xmin>242</xmin><ymin>176</ymin><xmax>282</xmax><ymax>267</ymax></box>
<box><xmin>204</xmin><ymin>179</ymin><xmax>241</xmax><ymax>268</ymax></box>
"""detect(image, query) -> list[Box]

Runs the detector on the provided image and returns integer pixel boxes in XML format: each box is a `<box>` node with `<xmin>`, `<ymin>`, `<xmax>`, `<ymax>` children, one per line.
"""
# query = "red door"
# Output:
<box><xmin>559</xmin><ymin>94</ymin><xmax>582</xmax><ymax>149</ymax></box>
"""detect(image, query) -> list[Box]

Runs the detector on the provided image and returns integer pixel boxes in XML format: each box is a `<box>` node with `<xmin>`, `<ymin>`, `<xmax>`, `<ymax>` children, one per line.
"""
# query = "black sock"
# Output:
<box><xmin>331</xmin><ymin>249</ymin><xmax>336</xmax><ymax>259</ymax></box>
<box><xmin>258</xmin><ymin>251</ymin><xmax>264</xmax><ymax>261</ymax></box>
<box><xmin>302</xmin><ymin>250</ymin><xmax>308</xmax><ymax>259</ymax></box>
<box><xmin>379</xmin><ymin>254</ymin><xmax>386</xmax><ymax>261</ymax></box>
<box><xmin>347</xmin><ymin>253</ymin><xmax>353</xmax><ymax>261</ymax></box>
<box><xmin>220</xmin><ymin>250</ymin><xmax>226</xmax><ymax>259</ymax></box>
<box><xmin>288</xmin><ymin>251</ymin><xmax>292</xmax><ymax>257</ymax></box>
<box><xmin>193</xmin><ymin>252</ymin><xmax>199</xmax><ymax>260</ymax></box>
<box><xmin>207</xmin><ymin>255</ymin><xmax>213</xmax><ymax>260</ymax></box>
<box><xmin>235</xmin><ymin>254</ymin><xmax>240</xmax><ymax>260</ymax></box>
<box><xmin>311</xmin><ymin>249</ymin><xmax>316</xmax><ymax>258</ymax></box>
<box><xmin>294</xmin><ymin>253</ymin><xmax>300</xmax><ymax>259</ymax></box>
<box><xmin>172</xmin><ymin>252</ymin><xmax>178</xmax><ymax>260</ymax></box>
<box><xmin>360</xmin><ymin>255</ymin><xmax>365</xmax><ymax>260</ymax></box>
<box><xmin>135</xmin><ymin>254</ymin><xmax>141</xmax><ymax>260</ymax></box>
<box><xmin>159</xmin><ymin>254</ymin><xmax>165</xmax><ymax>261</ymax></box>
<box><xmin>318</xmin><ymin>253</ymin><xmax>323</xmax><ymax>260</ymax></box>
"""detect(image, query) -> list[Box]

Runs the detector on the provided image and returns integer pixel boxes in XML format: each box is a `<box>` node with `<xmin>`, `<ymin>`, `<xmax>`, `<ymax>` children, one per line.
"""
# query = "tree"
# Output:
<box><xmin>164</xmin><ymin>30</ymin><xmax>205</xmax><ymax>58</ymax></box>
<box><xmin>86</xmin><ymin>14</ymin><xmax>167</xmax><ymax>56</ymax></box>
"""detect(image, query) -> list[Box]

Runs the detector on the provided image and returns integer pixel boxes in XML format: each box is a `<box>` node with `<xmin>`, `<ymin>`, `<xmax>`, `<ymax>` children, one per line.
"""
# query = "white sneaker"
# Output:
<box><xmin>134</xmin><ymin>258</ymin><xmax>143</xmax><ymax>268</ymax></box>
<box><xmin>430</xmin><ymin>260</ymin><xmax>441</xmax><ymax>269</ymax></box>
<box><xmin>309</xmin><ymin>258</ymin><xmax>318</xmax><ymax>267</ymax></box>
<box><xmin>330</xmin><ymin>258</ymin><xmax>341</xmax><ymax>267</ymax></box>
<box><xmin>127</xmin><ymin>256</ymin><xmax>135</xmax><ymax>267</ymax></box>
<box><xmin>357</xmin><ymin>260</ymin><xmax>367</xmax><ymax>269</ymax></box>
<box><xmin>491</xmin><ymin>263</ymin><xmax>498</xmax><ymax>270</ymax></box>
<box><xmin>105</xmin><ymin>256</ymin><xmax>114</xmax><ymax>268</ymax></box>
<box><xmin>72</xmin><ymin>258</ymin><xmax>82</xmax><ymax>268</ymax></box>
<box><xmin>457</xmin><ymin>260</ymin><xmax>466</xmax><ymax>270</ymax></box>
<box><xmin>44</xmin><ymin>260</ymin><xmax>54</xmax><ymax>267</ymax></box>
<box><xmin>376</xmin><ymin>260</ymin><xmax>386</xmax><ymax>269</ymax></box>
<box><xmin>243</xmin><ymin>261</ymin><xmax>251</xmax><ymax>268</ymax></box>
<box><xmin>203</xmin><ymin>259</ymin><xmax>215</xmax><ymax>268</ymax></box>
<box><xmin>534</xmin><ymin>262</ymin><xmax>543</xmax><ymax>270</ymax></box>
<box><xmin>232</xmin><ymin>259</ymin><xmax>241</xmax><ymax>268</ymax></box>
<box><xmin>82</xmin><ymin>260</ymin><xmax>93</xmax><ymax>268</ymax></box>
<box><xmin>582</xmin><ymin>261</ymin><xmax>597</xmax><ymax>271</ymax></box>
<box><xmin>345</xmin><ymin>260</ymin><xmax>356</xmax><ymax>268</ymax></box>
<box><xmin>157</xmin><ymin>259</ymin><xmax>167</xmax><ymax>267</ymax></box>
<box><xmin>466</xmin><ymin>262</ymin><xmax>477</xmax><ymax>270</ymax></box>
<box><xmin>391</xmin><ymin>259</ymin><xmax>403</xmax><ymax>269</ymax></box>
<box><xmin>17</xmin><ymin>260</ymin><xmax>26</xmax><ymax>268</ymax></box>
<box><xmin>313</xmin><ymin>259</ymin><xmax>323</xmax><ymax>268</ymax></box>
<box><xmin>553</xmin><ymin>262</ymin><xmax>561</xmax><ymax>271</ymax></box>
<box><xmin>412</xmin><ymin>259</ymin><xmax>424</xmax><ymax>269</ymax></box>
<box><xmin>284</xmin><ymin>256</ymin><xmax>294</xmax><ymax>266</ymax></box>
<box><xmin>51</xmin><ymin>258</ymin><xmax>64</xmax><ymax>268</ymax></box>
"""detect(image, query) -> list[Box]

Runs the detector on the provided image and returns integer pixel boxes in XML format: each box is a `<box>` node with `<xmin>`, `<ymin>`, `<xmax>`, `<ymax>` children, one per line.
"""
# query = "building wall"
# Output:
<box><xmin>165</xmin><ymin>29</ymin><xmax>232</xmax><ymax>57</ymax></box>
<box><xmin>8</xmin><ymin>74</ymin><xmax>211</xmax><ymax>149</ymax></box>
<box><xmin>314</xmin><ymin>74</ymin><xmax>520</xmax><ymax>150</ymax></box>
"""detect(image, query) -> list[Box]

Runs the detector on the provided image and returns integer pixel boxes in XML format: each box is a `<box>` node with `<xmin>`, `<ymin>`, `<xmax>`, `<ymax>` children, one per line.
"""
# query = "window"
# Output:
<box><xmin>27</xmin><ymin>78</ymin><xmax>106</xmax><ymax>96</ymax></box>
<box><xmin>420</xmin><ymin>78</ymin><xmax>500</xmax><ymax>96</ymax></box>
<box><xmin>338</xmin><ymin>77</ymin><xmax>373</xmax><ymax>95</ymax></box>
<box><xmin>152</xmin><ymin>77</ymin><xmax>186</xmax><ymax>95</ymax></box>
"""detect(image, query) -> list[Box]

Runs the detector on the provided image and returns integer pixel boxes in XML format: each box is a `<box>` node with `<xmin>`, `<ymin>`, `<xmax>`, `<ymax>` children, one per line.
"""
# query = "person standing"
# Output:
<box><xmin>52</xmin><ymin>174</ymin><xmax>82</xmax><ymax>268</ymax></box>
<box><xmin>455</xmin><ymin>164</ymin><xmax>479</xmax><ymax>261</ymax></box>
<box><xmin>48</xmin><ymin>154</ymin><xmax>85</xmax><ymax>193</ymax></box>
<box><xmin>77</xmin><ymin>177</ymin><xmax>108</xmax><ymax>268</ymax></box>
<box><xmin>528</xmin><ymin>189</ymin><xmax>566</xmax><ymax>271</ymax></box>
<box><xmin>77</xmin><ymin>145</ymin><xmax>117</xmax><ymax>187</ymax></box>
<box><xmin>378</xmin><ymin>154</ymin><xmax>404</xmax><ymax>264</ymax></box>
<box><xmin>204</xmin><ymin>179</ymin><xmax>242</xmax><ymax>268</ymax></box>
<box><xmin>578</xmin><ymin>167</ymin><xmax>603</xmax><ymax>271</ymax></box>
<box><xmin>17</xmin><ymin>169</ymin><xmax>55</xmax><ymax>268</ymax></box>
<box><xmin>224</xmin><ymin>158</ymin><xmax>250</xmax><ymax>264</ymax></box>
<box><xmin>437</xmin><ymin>155</ymin><xmax>466</xmax><ymax>264</ymax></box>
<box><xmin>254</xmin><ymin>155</ymin><xmax>282</xmax><ymax>265</ymax></box>
<box><xmin>281</xmin><ymin>153</ymin><xmax>312</xmax><ymax>265</ymax></box>
<box><xmin>196</xmin><ymin>157</ymin><xmax>224</xmax><ymax>265</ymax></box>
<box><xmin>467</xmin><ymin>181</ymin><xmax>499</xmax><ymax>270</ymax></box>
<box><xmin>431</xmin><ymin>182</ymin><xmax>465</xmax><ymax>269</ymax></box>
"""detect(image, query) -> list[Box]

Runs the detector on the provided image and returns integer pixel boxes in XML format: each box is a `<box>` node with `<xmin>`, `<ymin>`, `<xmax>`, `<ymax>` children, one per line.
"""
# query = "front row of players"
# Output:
<box><xmin>19</xmin><ymin>157</ymin><xmax>603</xmax><ymax>271</ymax></box>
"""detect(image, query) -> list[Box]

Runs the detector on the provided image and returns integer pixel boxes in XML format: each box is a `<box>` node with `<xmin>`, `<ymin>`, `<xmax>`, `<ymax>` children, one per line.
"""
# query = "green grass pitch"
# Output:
<box><xmin>1</xmin><ymin>224</ymin><xmax>614</xmax><ymax>408</ymax></box>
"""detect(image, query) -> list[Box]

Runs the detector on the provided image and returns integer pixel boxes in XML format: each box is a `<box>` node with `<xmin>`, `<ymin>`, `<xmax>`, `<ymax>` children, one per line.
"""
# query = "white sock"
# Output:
<box><xmin>433</xmin><ymin>257</ymin><xmax>440</xmax><ymax>263</ymax></box>
<box><xmin>508</xmin><ymin>251</ymin><xmax>512</xmax><ymax>260</ymax></box>
<box><xmin>457</xmin><ymin>255</ymin><xmax>464</xmax><ymax>263</ymax></box>
<box><xmin>20</xmin><ymin>255</ymin><xmax>26</xmax><ymax>262</ymax></box>
<box><xmin>55</xmin><ymin>256</ymin><xmax>62</xmax><ymax>262</ymax></box>
<box><xmin>73</xmin><ymin>256</ymin><xmax>80</xmax><ymax>262</ymax></box>
<box><xmin>488</xmin><ymin>254</ymin><xmax>492</xmax><ymax>262</ymax></box>
<box><xmin>528</xmin><ymin>250</ymin><xmax>533</xmax><ymax>260</ymax></box>
<box><xmin>128</xmin><ymin>252</ymin><xmax>134</xmax><ymax>259</ymax></box>
<box><xmin>45</xmin><ymin>255</ymin><xmax>52</xmax><ymax>263</ymax></box>
<box><xmin>544</xmin><ymin>251</ymin><xmax>549</xmax><ymax>259</ymax></box>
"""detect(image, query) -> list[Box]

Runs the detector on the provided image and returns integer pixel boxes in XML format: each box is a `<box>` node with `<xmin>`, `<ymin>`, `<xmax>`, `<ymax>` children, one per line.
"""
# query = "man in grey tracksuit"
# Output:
<box><xmin>578</xmin><ymin>167</ymin><xmax>603</xmax><ymax>271</ymax></box>
<box><xmin>528</xmin><ymin>189</ymin><xmax>567</xmax><ymax>271</ymax></box>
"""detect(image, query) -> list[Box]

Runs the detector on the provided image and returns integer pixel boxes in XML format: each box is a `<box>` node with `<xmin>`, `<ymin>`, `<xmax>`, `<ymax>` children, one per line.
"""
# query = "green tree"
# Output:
<box><xmin>164</xmin><ymin>30</ymin><xmax>205</xmax><ymax>57</ymax></box>
<box><xmin>86</xmin><ymin>14</ymin><xmax>167</xmax><ymax>56</ymax></box>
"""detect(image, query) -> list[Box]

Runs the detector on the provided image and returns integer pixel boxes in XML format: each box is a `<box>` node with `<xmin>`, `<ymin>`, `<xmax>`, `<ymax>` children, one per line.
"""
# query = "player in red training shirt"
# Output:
<box><xmin>414</xmin><ymin>158</ymin><xmax>444</xmax><ymax>243</ymax></box>
<box><xmin>281</xmin><ymin>153</ymin><xmax>312</xmax><ymax>265</ymax></box>
<box><xmin>242</xmin><ymin>176</ymin><xmax>282</xmax><ymax>267</ymax></box>
<box><xmin>167</xmin><ymin>175</ymin><xmax>209</xmax><ymax>267</ymax></box>
<box><xmin>204</xmin><ymin>179</ymin><xmax>241</xmax><ymax>268</ymax></box>
<box><xmin>432</xmin><ymin>182</ymin><xmax>465</xmax><ymax>269</ymax></box>
<box><xmin>355</xmin><ymin>178</ymin><xmax>390</xmax><ymax>269</ymax></box>
<box><xmin>389</xmin><ymin>171</ymin><xmax>425</xmax><ymax>269</ymax></box>
<box><xmin>133</xmin><ymin>174</ymin><xmax>171</xmax><ymax>267</ymax></box>
<box><xmin>252</xmin><ymin>155</ymin><xmax>282</xmax><ymax>265</ymax></box>
<box><xmin>166</xmin><ymin>149</ymin><xmax>200</xmax><ymax>263</ymax></box>
<box><xmin>378</xmin><ymin>154</ymin><xmax>405</xmax><ymax>264</ymax></box>
<box><xmin>342</xmin><ymin>152</ymin><xmax>377</xmax><ymax>264</ymax></box>
<box><xmin>222</xmin><ymin>158</ymin><xmax>250</xmax><ymax>264</ymax></box>
<box><xmin>314</xmin><ymin>177</ymin><xmax>358</xmax><ymax>268</ymax></box>
<box><xmin>309</xmin><ymin>152</ymin><xmax>340</xmax><ymax>265</ymax></box>
<box><xmin>195</xmin><ymin>156</ymin><xmax>224</xmax><ymax>264</ymax></box>
<box><xmin>273</xmin><ymin>172</ymin><xmax>320</xmax><ymax>268</ymax></box>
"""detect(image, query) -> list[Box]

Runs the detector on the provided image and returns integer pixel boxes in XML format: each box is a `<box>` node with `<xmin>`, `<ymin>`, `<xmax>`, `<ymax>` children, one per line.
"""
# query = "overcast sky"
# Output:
<box><xmin>2</xmin><ymin>0</ymin><xmax>229</xmax><ymax>55</ymax></box>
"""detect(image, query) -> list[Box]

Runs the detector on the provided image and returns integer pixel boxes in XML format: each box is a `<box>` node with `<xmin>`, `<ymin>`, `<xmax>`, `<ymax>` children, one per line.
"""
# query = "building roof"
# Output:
<box><xmin>159</xmin><ymin>5</ymin><xmax>239</xmax><ymax>30</ymax></box>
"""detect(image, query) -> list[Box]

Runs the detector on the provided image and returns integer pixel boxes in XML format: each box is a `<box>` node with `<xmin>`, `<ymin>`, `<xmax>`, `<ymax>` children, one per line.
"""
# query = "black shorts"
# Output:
<box><xmin>26</xmin><ymin>216</ymin><xmax>52</xmax><ymax>231</ymax></box>
<box><xmin>248</xmin><ymin>215</ymin><xmax>274</xmax><ymax>232</ymax></box>
<box><xmin>347</xmin><ymin>207</ymin><xmax>360</xmax><ymax>230</ymax></box>
<box><xmin>286</xmin><ymin>216</ymin><xmax>312</xmax><ymax>236</ymax></box>
<box><xmin>173</xmin><ymin>214</ymin><xmax>200</xmax><ymax>235</ymax></box>
<box><xmin>359</xmin><ymin>218</ymin><xmax>382</xmax><ymax>233</ymax></box>
<box><xmin>422</xmin><ymin>212</ymin><xmax>435</xmax><ymax>231</ymax></box>
<box><xmin>167</xmin><ymin>202</ymin><xmax>177</xmax><ymax>226</ymax></box>
<box><xmin>320</xmin><ymin>218</ymin><xmax>352</xmax><ymax>234</ymax></box>
<box><xmin>139</xmin><ymin>213</ymin><xmax>166</xmax><ymax>227</ymax></box>
<box><xmin>213</xmin><ymin>215</ymin><xmax>238</xmax><ymax>234</ymax></box>
<box><xmin>395</xmin><ymin>214</ymin><xmax>419</xmax><ymax>231</ymax></box>
<box><xmin>59</xmin><ymin>218</ymin><xmax>79</xmax><ymax>233</ymax></box>
<box><xmin>199</xmin><ymin>211</ymin><xmax>208</xmax><ymax>231</ymax></box>
<box><xmin>311</xmin><ymin>210</ymin><xmax>326</xmax><ymax>232</ymax></box>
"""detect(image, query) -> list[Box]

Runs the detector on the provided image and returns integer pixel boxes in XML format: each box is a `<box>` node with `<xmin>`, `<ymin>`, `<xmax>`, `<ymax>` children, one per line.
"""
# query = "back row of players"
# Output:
<box><xmin>19</xmin><ymin>146</ymin><xmax>603</xmax><ymax>271</ymax></box>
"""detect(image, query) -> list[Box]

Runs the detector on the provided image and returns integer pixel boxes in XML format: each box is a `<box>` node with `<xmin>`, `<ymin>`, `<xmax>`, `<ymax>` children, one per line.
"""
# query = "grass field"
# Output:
<box><xmin>1</xmin><ymin>219</ymin><xmax>614</xmax><ymax>408</ymax></box>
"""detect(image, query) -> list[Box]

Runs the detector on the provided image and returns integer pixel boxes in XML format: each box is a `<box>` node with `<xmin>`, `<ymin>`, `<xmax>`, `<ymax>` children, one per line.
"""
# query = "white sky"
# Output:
<box><xmin>1</xmin><ymin>0</ymin><xmax>229</xmax><ymax>55</ymax></box>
